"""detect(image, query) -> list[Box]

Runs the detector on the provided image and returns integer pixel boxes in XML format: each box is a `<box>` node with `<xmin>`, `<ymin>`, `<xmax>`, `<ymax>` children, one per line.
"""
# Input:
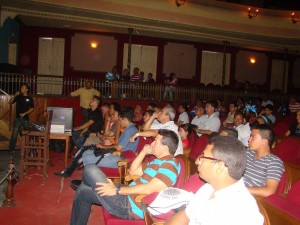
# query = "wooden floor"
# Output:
<box><xmin>0</xmin><ymin>119</ymin><xmax>21</xmax><ymax>150</ymax></box>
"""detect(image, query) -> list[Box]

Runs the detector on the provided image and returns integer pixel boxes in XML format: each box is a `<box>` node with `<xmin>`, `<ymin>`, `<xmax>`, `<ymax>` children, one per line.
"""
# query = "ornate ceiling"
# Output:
<box><xmin>1</xmin><ymin>0</ymin><xmax>300</xmax><ymax>54</ymax></box>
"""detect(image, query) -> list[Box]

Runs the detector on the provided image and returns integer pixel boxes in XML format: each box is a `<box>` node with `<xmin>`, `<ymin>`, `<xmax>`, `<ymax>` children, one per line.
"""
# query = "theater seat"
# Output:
<box><xmin>189</xmin><ymin>135</ymin><xmax>209</xmax><ymax>160</ymax></box>
<box><xmin>273</xmin><ymin>136</ymin><xmax>300</xmax><ymax>165</ymax></box>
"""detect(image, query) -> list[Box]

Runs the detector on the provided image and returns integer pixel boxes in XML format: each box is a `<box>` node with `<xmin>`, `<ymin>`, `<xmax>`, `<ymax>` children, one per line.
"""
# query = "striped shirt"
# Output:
<box><xmin>243</xmin><ymin>150</ymin><xmax>284</xmax><ymax>187</ymax></box>
<box><xmin>128</xmin><ymin>155</ymin><xmax>180</xmax><ymax>219</ymax></box>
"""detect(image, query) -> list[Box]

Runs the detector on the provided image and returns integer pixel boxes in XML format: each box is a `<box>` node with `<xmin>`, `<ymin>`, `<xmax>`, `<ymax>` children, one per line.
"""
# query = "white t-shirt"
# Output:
<box><xmin>195</xmin><ymin>112</ymin><xmax>220</xmax><ymax>136</ymax></box>
<box><xmin>151</xmin><ymin>121</ymin><xmax>183</xmax><ymax>155</ymax></box>
<box><xmin>235</xmin><ymin>123</ymin><xmax>251</xmax><ymax>147</ymax></box>
<box><xmin>178</xmin><ymin>112</ymin><xmax>189</xmax><ymax>124</ymax></box>
<box><xmin>185</xmin><ymin>179</ymin><xmax>264</xmax><ymax>225</ymax></box>
<box><xmin>191</xmin><ymin>115</ymin><xmax>206</xmax><ymax>129</ymax></box>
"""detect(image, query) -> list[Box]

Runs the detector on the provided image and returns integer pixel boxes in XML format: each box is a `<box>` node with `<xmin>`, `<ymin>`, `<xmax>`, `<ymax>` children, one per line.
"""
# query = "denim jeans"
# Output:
<box><xmin>82</xmin><ymin>150</ymin><xmax>120</xmax><ymax>168</ymax></box>
<box><xmin>163</xmin><ymin>86</ymin><xmax>175</xmax><ymax>101</ymax></box>
<box><xmin>9</xmin><ymin>118</ymin><xmax>30</xmax><ymax>151</ymax></box>
<box><xmin>72</xmin><ymin>130</ymin><xmax>91</xmax><ymax>149</ymax></box>
<box><xmin>70</xmin><ymin>164</ymin><xmax>131</xmax><ymax>225</ymax></box>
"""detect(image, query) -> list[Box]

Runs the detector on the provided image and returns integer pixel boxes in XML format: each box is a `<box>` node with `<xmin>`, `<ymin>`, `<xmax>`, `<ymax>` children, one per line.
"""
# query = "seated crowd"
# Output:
<box><xmin>53</xmin><ymin>94</ymin><xmax>300</xmax><ymax>225</ymax></box>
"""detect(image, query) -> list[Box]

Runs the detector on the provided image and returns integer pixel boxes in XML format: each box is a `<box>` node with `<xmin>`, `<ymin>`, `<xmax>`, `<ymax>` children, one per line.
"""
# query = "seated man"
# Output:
<box><xmin>244</xmin><ymin>124</ymin><xmax>284</xmax><ymax>197</ymax></box>
<box><xmin>72</xmin><ymin>96</ymin><xmax>103</xmax><ymax>149</ymax></box>
<box><xmin>166</xmin><ymin>136</ymin><xmax>263</xmax><ymax>225</ymax></box>
<box><xmin>131</xmin><ymin>105</ymin><xmax>183</xmax><ymax>155</ymax></box>
<box><xmin>194</xmin><ymin>100</ymin><xmax>221</xmax><ymax>137</ymax></box>
<box><xmin>54</xmin><ymin>109</ymin><xmax>139</xmax><ymax>178</ymax></box>
<box><xmin>70</xmin><ymin>129</ymin><xmax>181</xmax><ymax>225</ymax></box>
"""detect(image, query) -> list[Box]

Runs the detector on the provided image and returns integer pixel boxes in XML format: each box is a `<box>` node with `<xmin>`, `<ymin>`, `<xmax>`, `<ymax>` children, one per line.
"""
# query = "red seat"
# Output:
<box><xmin>189</xmin><ymin>135</ymin><xmax>209</xmax><ymax>160</ymax></box>
<box><xmin>182</xmin><ymin>173</ymin><xmax>206</xmax><ymax>193</ymax></box>
<box><xmin>273</xmin><ymin>121</ymin><xmax>289</xmax><ymax>137</ymax></box>
<box><xmin>273</xmin><ymin>137</ymin><xmax>300</xmax><ymax>164</ymax></box>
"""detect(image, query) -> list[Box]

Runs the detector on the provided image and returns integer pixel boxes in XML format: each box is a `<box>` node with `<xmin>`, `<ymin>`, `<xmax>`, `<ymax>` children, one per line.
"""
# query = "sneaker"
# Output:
<box><xmin>54</xmin><ymin>169</ymin><xmax>71</xmax><ymax>178</ymax></box>
<box><xmin>71</xmin><ymin>179</ymin><xmax>82</xmax><ymax>191</ymax></box>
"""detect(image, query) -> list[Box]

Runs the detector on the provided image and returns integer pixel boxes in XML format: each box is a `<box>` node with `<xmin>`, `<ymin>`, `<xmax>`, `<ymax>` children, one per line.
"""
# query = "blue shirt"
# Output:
<box><xmin>117</xmin><ymin>124</ymin><xmax>139</xmax><ymax>152</ymax></box>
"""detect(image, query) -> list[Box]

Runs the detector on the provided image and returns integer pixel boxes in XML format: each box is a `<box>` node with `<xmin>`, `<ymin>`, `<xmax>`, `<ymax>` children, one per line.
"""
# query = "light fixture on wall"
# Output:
<box><xmin>248</xmin><ymin>8</ymin><xmax>259</xmax><ymax>19</ymax></box>
<box><xmin>176</xmin><ymin>0</ymin><xmax>186</xmax><ymax>7</ymax></box>
<box><xmin>90</xmin><ymin>41</ymin><xmax>98</xmax><ymax>48</ymax></box>
<box><xmin>250</xmin><ymin>57</ymin><xmax>256</xmax><ymax>64</ymax></box>
<box><xmin>291</xmin><ymin>12</ymin><xmax>300</xmax><ymax>24</ymax></box>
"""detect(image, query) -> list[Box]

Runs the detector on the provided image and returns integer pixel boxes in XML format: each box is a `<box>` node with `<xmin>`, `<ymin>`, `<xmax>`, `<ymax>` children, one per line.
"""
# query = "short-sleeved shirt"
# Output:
<box><xmin>178</xmin><ymin>112</ymin><xmax>189</xmax><ymax>124</ymax></box>
<box><xmin>70</xmin><ymin>88</ymin><xmax>100</xmax><ymax>109</ymax></box>
<box><xmin>243</xmin><ymin>150</ymin><xmax>284</xmax><ymax>187</ymax></box>
<box><xmin>191</xmin><ymin>115</ymin><xmax>206</xmax><ymax>129</ymax></box>
<box><xmin>117</xmin><ymin>124</ymin><xmax>139</xmax><ymax>152</ymax></box>
<box><xmin>128</xmin><ymin>155</ymin><xmax>180</xmax><ymax>219</ymax></box>
<box><xmin>88</xmin><ymin>108</ymin><xmax>103</xmax><ymax>133</ymax></box>
<box><xmin>186</xmin><ymin>179</ymin><xmax>263</xmax><ymax>225</ymax></box>
<box><xmin>150</xmin><ymin>121</ymin><xmax>183</xmax><ymax>155</ymax></box>
<box><xmin>13</xmin><ymin>94</ymin><xmax>34</xmax><ymax>120</ymax></box>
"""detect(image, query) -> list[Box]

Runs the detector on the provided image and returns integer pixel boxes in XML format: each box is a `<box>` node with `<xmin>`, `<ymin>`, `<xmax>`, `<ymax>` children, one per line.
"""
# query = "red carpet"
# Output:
<box><xmin>0</xmin><ymin>152</ymin><xmax>104</xmax><ymax>225</ymax></box>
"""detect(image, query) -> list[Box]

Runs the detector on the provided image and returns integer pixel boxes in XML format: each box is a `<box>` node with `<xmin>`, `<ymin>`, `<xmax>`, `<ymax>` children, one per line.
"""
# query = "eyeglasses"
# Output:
<box><xmin>197</xmin><ymin>153</ymin><xmax>218</xmax><ymax>165</ymax></box>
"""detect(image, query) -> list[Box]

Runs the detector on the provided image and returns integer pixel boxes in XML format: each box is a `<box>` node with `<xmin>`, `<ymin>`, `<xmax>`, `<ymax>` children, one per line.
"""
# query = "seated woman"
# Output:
<box><xmin>285</xmin><ymin>109</ymin><xmax>300</xmax><ymax>137</ymax></box>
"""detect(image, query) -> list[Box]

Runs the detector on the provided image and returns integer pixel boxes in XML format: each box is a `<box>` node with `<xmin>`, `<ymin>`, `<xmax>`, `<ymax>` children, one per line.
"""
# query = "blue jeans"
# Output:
<box><xmin>82</xmin><ymin>150</ymin><xmax>120</xmax><ymax>168</ymax></box>
<box><xmin>72</xmin><ymin>130</ymin><xmax>91</xmax><ymax>149</ymax></box>
<box><xmin>70</xmin><ymin>164</ymin><xmax>131</xmax><ymax>225</ymax></box>
<box><xmin>9</xmin><ymin>118</ymin><xmax>30</xmax><ymax>151</ymax></box>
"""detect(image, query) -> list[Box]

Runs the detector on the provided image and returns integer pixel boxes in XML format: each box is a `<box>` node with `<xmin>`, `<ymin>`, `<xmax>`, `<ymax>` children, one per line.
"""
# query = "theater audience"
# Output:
<box><xmin>289</xmin><ymin>95</ymin><xmax>300</xmax><ymax>113</ymax></box>
<box><xmin>223</xmin><ymin>102</ymin><xmax>238</xmax><ymax>127</ymax></box>
<box><xmin>191</xmin><ymin>105</ymin><xmax>205</xmax><ymax>129</ymax></box>
<box><xmin>259</xmin><ymin>104</ymin><xmax>276</xmax><ymax>124</ymax></box>
<box><xmin>233</xmin><ymin>112</ymin><xmax>250</xmax><ymax>147</ymax></box>
<box><xmin>285</xmin><ymin>109</ymin><xmax>300</xmax><ymax>137</ymax></box>
<box><xmin>179</xmin><ymin>124</ymin><xmax>191</xmax><ymax>148</ymax></box>
<box><xmin>176</xmin><ymin>103</ymin><xmax>189</xmax><ymax>126</ymax></box>
<box><xmin>244</xmin><ymin>124</ymin><xmax>284</xmax><ymax>197</ymax></box>
<box><xmin>70</xmin><ymin>129</ymin><xmax>180</xmax><ymax>225</ymax></box>
<box><xmin>166</xmin><ymin>136</ymin><xmax>263</xmax><ymax>225</ymax></box>
<box><xmin>131</xmin><ymin>105</ymin><xmax>183</xmax><ymax>155</ymax></box>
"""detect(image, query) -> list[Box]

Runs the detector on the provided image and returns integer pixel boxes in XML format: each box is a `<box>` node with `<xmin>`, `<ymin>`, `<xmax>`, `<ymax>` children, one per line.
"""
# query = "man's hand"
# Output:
<box><xmin>130</xmin><ymin>133</ymin><xmax>139</xmax><ymax>142</ymax></box>
<box><xmin>89</xmin><ymin>132</ymin><xmax>97</xmax><ymax>137</ymax></box>
<box><xmin>19</xmin><ymin>113</ymin><xmax>25</xmax><ymax>118</ymax></box>
<box><xmin>141</xmin><ymin>144</ymin><xmax>153</xmax><ymax>155</ymax></box>
<box><xmin>95</xmin><ymin>179</ymin><xmax>117</xmax><ymax>196</ymax></box>
<box><xmin>73</xmin><ymin>127</ymin><xmax>80</xmax><ymax>131</ymax></box>
<box><xmin>152</xmin><ymin>111</ymin><xmax>159</xmax><ymax>119</ymax></box>
<box><xmin>96</xmin><ymin>143</ymin><xmax>104</xmax><ymax>148</ymax></box>
<box><xmin>14</xmin><ymin>91</ymin><xmax>20</xmax><ymax>97</ymax></box>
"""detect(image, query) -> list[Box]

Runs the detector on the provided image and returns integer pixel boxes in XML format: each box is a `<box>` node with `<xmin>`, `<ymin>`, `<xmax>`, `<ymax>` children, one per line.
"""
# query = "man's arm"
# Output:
<box><xmin>128</xmin><ymin>145</ymin><xmax>152</xmax><ymax>176</ymax></box>
<box><xmin>9</xmin><ymin>91</ymin><xmax>20</xmax><ymax>104</ymax></box>
<box><xmin>247</xmin><ymin>179</ymin><xmax>280</xmax><ymax>197</ymax></box>
<box><xmin>20</xmin><ymin>108</ymin><xmax>34</xmax><ymax>118</ymax></box>
<box><xmin>130</xmin><ymin>130</ymin><xmax>157</xmax><ymax>143</ymax></box>
<box><xmin>74</xmin><ymin>119</ymin><xmax>94</xmax><ymax>131</ymax></box>
<box><xmin>165</xmin><ymin>210</ymin><xmax>189</xmax><ymax>225</ymax></box>
<box><xmin>143</xmin><ymin>111</ymin><xmax>159</xmax><ymax>130</ymax></box>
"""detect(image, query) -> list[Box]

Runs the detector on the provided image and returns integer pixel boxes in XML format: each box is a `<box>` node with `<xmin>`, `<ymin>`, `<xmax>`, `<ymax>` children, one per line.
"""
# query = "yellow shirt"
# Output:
<box><xmin>70</xmin><ymin>88</ymin><xmax>100</xmax><ymax>109</ymax></box>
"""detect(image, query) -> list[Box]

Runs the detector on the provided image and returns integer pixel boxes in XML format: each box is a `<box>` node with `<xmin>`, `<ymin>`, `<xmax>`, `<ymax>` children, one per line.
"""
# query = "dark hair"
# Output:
<box><xmin>158</xmin><ymin>129</ymin><xmax>179</xmax><ymax>155</ymax></box>
<box><xmin>220</xmin><ymin>128</ymin><xmax>238</xmax><ymax>138</ymax></box>
<box><xmin>180</xmin><ymin>124</ymin><xmax>192</xmax><ymax>135</ymax></box>
<box><xmin>209</xmin><ymin>136</ymin><xmax>247</xmax><ymax>180</ymax></box>
<box><xmin>206</xmin><ymin>100</ymin><xmax>217</xmax><ymax>110</ymax></box>
<box><xmin>179</xmin><ymin>103</ymin><xmax>189</xmax><ymax>112</ymax></box>
<box><xmin>119</xmin><ymin>109</ymin><xmax>134</xmax><ymax>122</ymax></box>
<box><xmin>144</xmin><ymin>110</ymin><xmax>154</xmax><ymax>117</ymax></box>
<box><xmin>251</xmin><ymin>124</ymin><xmax>275</xmax><ymax>148</ymax></box>
<box><xmin>102</xmin><ymin>103</ymin><xmax>110</xmax><ymax>108</ymax></box>
<box><xmin>234</xmin><ymin>111</ymin><xmax>244</xmax><ymax>118</ymax></box>
<box><xmin>21</xmin><ymin>83</ymin><xmax>30</xmax><ymax>92</ymax></box>
<box><xmin>148</xmin><ymin>103</ymin><xmax>157</xmax><ymax>109</ymax></box>
<box><xmin>229</xmin><ymin>102</ymin><xmax>238</xmax><ymax>108</ymax></box>
<box><xmin>110</xmin><ymin>102</ymin><xmax>121</xmax><ymax>112</ymax></box>
<box><xmin>93</xmin><ymin>96</ymin><xmax>102</xmax><ymax>106</ymax></box>
<box><xmin>264</xmin><ymin>104</ymin><xmax>274</xmax><ymax>111</ymax></box>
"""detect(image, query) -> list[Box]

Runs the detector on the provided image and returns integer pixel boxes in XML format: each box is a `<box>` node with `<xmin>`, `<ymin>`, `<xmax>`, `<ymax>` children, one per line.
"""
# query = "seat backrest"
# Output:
<box><xmin>174</xmin><ymin>155</ymin><xmax>187</xmax><ymax>188</ymax></box>
<box><xmin>256</xmin><ymin>200</ymin><xmax>271</xmax><ymax>225</ymax></box>
<box><xmin>182</xmin><ymin>173</ymin><xmax>206</xmax><ymax>193</ymax></box>
<box><xmin>286</xmin><ymin>179</ymin><xmax>300</xmax><ymax>206</ymax></box>
<box><xmin>274</xmin><ymin>136</ymin><xmax>300</xmax><ymax>164</ymax></box>
<box><xmin>136</xmin><ymin>137</ymin><xmax>153</xmax><ymax>154</ymax></box>
<box><xmin>276</xmin><ymin>163</ymin><xmax>292</xmax><ymax>197</ymax></box>
<box><xmin>273</xmin><ymin>121</ymin><xmax>289</xmax><ymax>137</ymax></box>
<box><xmin>189</xmin><ymin>135</ymin><xmax>209</xmax><ymax>160</ymax></box>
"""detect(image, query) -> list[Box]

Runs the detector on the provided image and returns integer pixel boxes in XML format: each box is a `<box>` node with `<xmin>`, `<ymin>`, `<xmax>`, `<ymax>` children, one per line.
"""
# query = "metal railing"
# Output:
<box><xmin>0</xmin><ymin>72</ymin><xmax>287</xmax><ymax>103</ymax></box>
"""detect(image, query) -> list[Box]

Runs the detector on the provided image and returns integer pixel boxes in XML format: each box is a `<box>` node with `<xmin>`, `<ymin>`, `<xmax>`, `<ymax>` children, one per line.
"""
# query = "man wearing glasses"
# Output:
<box><xmin>166</xmin><ymin>136</ymin><xmax>263</xmax><ymax>225</ymax></box>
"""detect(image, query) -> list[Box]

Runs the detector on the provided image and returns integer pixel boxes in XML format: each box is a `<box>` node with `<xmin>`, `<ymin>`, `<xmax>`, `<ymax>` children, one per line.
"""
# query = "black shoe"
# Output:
<box><xmin>71</xmin><ymin>179</ymin><xmax>82</xmax><ymax>191</ymax></box>
<box><xmin>54</xmin><ymin>170</ymin><xmax>71</xmax><ymax>178</ymax></box>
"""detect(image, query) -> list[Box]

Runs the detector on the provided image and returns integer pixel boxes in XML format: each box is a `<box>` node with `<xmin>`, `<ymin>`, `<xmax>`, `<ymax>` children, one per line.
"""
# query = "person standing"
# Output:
<box><xmin>9</xmin><ymin>83</ymin><xmax>34</xmax><ymax>152</ymax></box>
<box><xmin>70</xmin><ymin>80</ymin><xmax>100</xmax><ymax>124</ymax></box>
<box><xmin>163</xmin><ymin>73</ymin><xmax>177</xmax><ymax>101</ymax></box>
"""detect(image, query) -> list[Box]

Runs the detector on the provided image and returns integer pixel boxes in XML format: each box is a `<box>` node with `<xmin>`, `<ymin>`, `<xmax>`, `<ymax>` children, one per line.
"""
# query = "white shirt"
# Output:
<box><xmin>186</xmin><ymin>179</ymin><xmax>263</xmax><ymax>225</ymax></box>
<box><xmin>178</xmin><ymin>112</ymin><xmax>189</xmax><ymax>124</ymax></box>
<box><xmin>151</xmin><ymin>121</ymin><xmax>183</xmax><ymax>155</ymax></box>
<box><xmin>235</xmin><ymin>123</ymin><xmax>251</xmax><ymax>147</ymax></box>
<box><xmin>223</xmin><ymin>112</ymin><xmax>235</xmax><ymax>126</ymax></box>
<box><xmin>196</xmin><ymin>112</ymin><xmax>220</xmax><ymax>136</ymax></box>
<box><xmin>191</xmin><ymin>115</ymin><xmax>206</xmax><ymax>129</ymax></box>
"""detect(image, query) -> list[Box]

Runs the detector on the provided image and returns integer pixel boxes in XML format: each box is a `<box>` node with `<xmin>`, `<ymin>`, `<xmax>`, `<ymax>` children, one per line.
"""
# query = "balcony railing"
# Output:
<box><xmin>0</xmin><ymin>72</ymin><xmax>287</xmax><ymax>103</ymax></box>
